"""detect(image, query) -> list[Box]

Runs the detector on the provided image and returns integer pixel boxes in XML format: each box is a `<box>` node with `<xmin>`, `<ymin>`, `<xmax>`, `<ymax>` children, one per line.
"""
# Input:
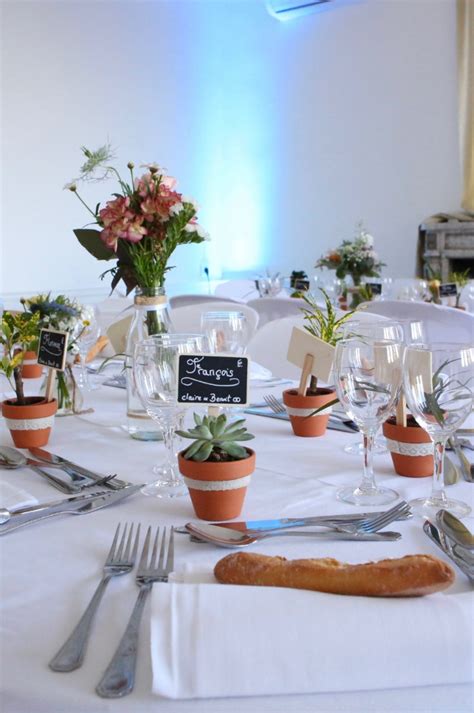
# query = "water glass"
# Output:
<box><xmin>334</xmin><ymin>335</ymin><xmax>403</xmax><ymax>505</ymax></box>
<box><xmin>201</xmin><ymin>311</ymin><xmax>249</xmax><ymax>355</ymax></box>
<box><xmin>403</xmin><ymin>343</ymin><xmax>474</xmax><ymax>517</ymax></box>
<box><xmin>133</xmin><ymin>333</ymin><xmax>204</xmax><ymax>498</ymax></box>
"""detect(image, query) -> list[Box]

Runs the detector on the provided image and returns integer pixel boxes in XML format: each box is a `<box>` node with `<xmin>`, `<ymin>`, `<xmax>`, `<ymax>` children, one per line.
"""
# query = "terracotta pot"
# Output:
<box><xmin>282</xmin><ymin>388</ymin><xmax>335</xmax><ymax>437</ymax></box>
<box><xmin>1</xmin><ymin>397</ymin><xmax>58</xmax><ymax>448</ymax></box>
<box><xmin>178</xmin><ymin>449</ymin><xmax>256</xmax><ymax>521</ymax></box>
<box><xmin>382</xmin><ymin>416</ymin><xmax>433</xmax><ymax>477</ymax></box>
<box><xmin>20</xmin><ymin>351</ymin><xmax>43</xmax><ymax>379</ymax></box>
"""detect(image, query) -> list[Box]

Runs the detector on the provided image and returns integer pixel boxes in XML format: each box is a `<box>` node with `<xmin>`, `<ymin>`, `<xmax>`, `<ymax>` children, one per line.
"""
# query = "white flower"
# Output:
<box><xmin>184</xmin><ymin>223</ymin><xmax>197</xmax><ymax>233</ymax></box>
<box><xmin>182</xmin><ymin>196</ymin><xmax>200</xmax><ymax>211</ymax></box>
<box><xmin>362</xmin><ymin>232</ymin><xmax>374</xmax><ymax>247</ymax></box>
<box><xmin>196</xmin><ymin>224</ymin><xmax>210</xmax><ymax>240</ymax></box>
<box><xmin>169</xmin><ymin>202</ymin><xmax>184</xmax><ymax>216</ymax></box>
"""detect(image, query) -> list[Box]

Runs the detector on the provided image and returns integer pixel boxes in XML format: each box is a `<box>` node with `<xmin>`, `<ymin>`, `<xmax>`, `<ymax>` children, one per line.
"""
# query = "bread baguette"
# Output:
<box><xmin>214</xmin><ymin>552</ymin><xmax>454</xmax><ymax>597</ymax></box>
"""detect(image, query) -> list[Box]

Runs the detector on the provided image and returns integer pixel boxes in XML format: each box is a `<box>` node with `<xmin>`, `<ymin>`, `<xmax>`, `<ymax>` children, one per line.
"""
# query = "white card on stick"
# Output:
<box><xmin>287</xmin><ymin>327</ymin><xmax>335</xmax><ymax>383</ymax></box>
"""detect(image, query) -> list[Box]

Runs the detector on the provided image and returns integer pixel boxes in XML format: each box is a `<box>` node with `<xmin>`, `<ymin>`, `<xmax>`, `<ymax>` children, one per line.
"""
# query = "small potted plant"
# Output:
<box><xmin>176</xmin><ymin>413</ymin><xmax>255</xmax><ymax>521</ymax></box>
<box><xmin>449</xmin><ymin>269</ymin><xmax>470</xmax><ymax>309</ymax></box>
<box><xmin>0</xmin><ymin>311</ymin><xmax>58</xmax><ymax>447</ymax></box>
<box><xmin>282</xmin><ymin>289</ymin><xmax>354</xmax><ymax>437</ymax></box>
<box><xmin>289</xmin><ymin>270</ymin><xmax>309</xmax><ymax>297</ymax></box>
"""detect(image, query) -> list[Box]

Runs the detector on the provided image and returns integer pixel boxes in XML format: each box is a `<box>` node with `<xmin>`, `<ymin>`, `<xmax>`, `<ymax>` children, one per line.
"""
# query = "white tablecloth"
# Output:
<box><xmin>1</xmin><ymin>375</ymin><xmax>473</xmax><ymax>712</ymax></box>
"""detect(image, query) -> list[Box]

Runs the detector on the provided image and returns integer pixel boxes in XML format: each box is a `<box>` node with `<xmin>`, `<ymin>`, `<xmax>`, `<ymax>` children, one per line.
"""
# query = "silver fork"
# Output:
<box><xmin>96</xmin><ymin>526</ymin><xmax>174</xmax><ymax>698</ymax></box>
<box><xmin>49</xmin><ymin>522</ymin><xmax>140</xmax><ymax>672</ymax></box>
<box><xmin>337</xmin><ymin>501</ymin><xmax>412</xmax><ymax>534</ymax></box>
<box><xmin>264</xmin><ymin>394</ymin><xmax>286</xmax><ymax>413</ymax></box>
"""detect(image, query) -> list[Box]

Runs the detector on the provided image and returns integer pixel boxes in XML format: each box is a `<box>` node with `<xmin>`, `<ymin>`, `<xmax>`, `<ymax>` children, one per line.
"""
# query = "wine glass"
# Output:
<box><xmin>133</xmin><ymin>333</ymin><xmax>204</xmax><ymax>498</ymax></box>
<box><xmin>403</xmin><ymin>343</ymin><xmax>474</xmax><ymax>517</ymax></box>
<box><xmin>201</xmin><ymin>311</ymin><xmax>249</xmax><ymax>355</ymax></box>
<box><xmin>73</xmin><ymin>305</ymin><xmax>100</xmax><ymax>391</ymax></box>
<box><xmin>334</xmin><ymin>334</ymin><xmax>403</xmax><ymax>505</ymax></box>
<box><xmin>339</xmin><ymin>320</ymin><xmax>404</xmax><ymax>455</ymax></box>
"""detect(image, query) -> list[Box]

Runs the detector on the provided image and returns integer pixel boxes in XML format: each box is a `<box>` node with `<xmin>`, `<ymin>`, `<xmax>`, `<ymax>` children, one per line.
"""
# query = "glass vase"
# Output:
<box><xmin>42</xmin><ymin>363</ymin><xmax>83</xmax><ymax>416</ymax></box>
<box><xmin>125</xmin><ymin>286</ymin><xmax>172</xmax><ymax>440</ymax></box>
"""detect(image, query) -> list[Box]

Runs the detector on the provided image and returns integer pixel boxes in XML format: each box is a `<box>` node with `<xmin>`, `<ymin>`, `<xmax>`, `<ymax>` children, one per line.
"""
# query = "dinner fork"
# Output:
<box><xmin>264</xmin><ymin>394</ymin><xmax>286</xmax><ymax>413</ymax></box>
<box><xmin>96</xmin><ymin>526</ymin><xmax>174</xmax><ymax>698</ymax></box>
<box><xmin>335</xmin><ymin>500</ymin><xmax>412</xmax><ymax>534</ymax></box>
<box><xmin>49</xmin><ymin>522</ymin><xmax>140</xmax><ymax>672</ymax></box>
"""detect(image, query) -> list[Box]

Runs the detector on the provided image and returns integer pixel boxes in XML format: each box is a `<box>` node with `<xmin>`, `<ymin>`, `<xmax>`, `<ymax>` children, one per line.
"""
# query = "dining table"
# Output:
<box><xmin>0</xmin><ymin>369</ymin><xmax>473</xmax><ymax>713</ymax></box>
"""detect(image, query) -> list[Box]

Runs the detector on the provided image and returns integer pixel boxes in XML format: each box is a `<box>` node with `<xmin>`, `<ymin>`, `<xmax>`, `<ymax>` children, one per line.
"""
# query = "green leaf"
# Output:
<box><xmin>193</xmin><ymin>441</ymin><xmax>214</xmax><ymax>461</ymax></box>
<box><xmin>219</xmin><ymin>442</ymin><xmax>248</xmax><ymax>459</ymax></box>
<box><xmin>74</xmin><ymin>228</ymin><xmax>114</xmax><ymax>260</ymax></box>
<box><xmin>184</xmin><ymin>440</ymin><xmax>206</xmax><ymax>459</ymax></box>
<box><xmin>195</xmin><ymin>424</ymin><xmax>213</xmax><ymax>439</ymax></box>
<box><xmin>193</xmin><ymin>413</ymin><xmax>202</xmax><ymax>426</ymax></box>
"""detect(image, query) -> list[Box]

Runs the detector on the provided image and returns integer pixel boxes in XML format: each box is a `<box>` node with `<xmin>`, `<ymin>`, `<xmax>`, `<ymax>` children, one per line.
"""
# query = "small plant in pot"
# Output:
<box><xmin>283</xmin><ymin>289</ymin><xmax>354</xmax><ymax>437</ymax></box>
<box><xmin>176</xmin><ymin>413</ymin><xmax>255</xmax><ymax>521</ymax></box>
<box><xmin>0</xmin><ymin>311</ymin><xmax>58</xmax><ymax>447</ymax></box>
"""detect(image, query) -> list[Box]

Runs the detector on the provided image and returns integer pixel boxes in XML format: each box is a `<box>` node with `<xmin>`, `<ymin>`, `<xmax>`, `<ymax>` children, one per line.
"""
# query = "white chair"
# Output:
<box><xmin>214</xmin><ymin>279</ymin><xmax>258</xmax><ymax>302</ymax></box>
<box><xmin>169</xmin><ymin>294</ymin><xmax>240</xmax><ymax>309</ymax></box>
<box><xmin>246</xmin><ymin>310</ymin><xmax>389</xmax><ymax>379</ymax></box>
<box><xmin>358</xmin><ymin>300</ymin><xmax>474</xmax><ymax>343</ymax></box>
<box><xmin>169</xmin><ymin>301</ymin><xmax>259</xmax><ymax>343</ymax></box>
<box><xmin>247</xmin><ymin>296</ymin><xmax>307</xmax><ymax>328</ymax></box>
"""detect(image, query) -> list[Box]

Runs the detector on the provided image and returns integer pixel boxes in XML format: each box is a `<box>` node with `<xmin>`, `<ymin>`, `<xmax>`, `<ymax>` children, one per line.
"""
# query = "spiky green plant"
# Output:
<box><xmin>300</xmin><ymin>288</ymin><xmax>355</xmax><ymax>394</ymax></box>
<box><xmin>176</xmin><ymin>413</ymin><xmax>255</xmax><ymax>462</ymax></box>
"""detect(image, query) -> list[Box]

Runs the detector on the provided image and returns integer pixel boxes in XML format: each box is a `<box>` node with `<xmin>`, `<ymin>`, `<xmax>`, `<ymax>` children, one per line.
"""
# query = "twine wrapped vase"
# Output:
<box><xmin>382</xmin><ymin>416</ymin><xmax>434</xmax><ymax>477</ymax></box>
<box><xmin>178</xmin><ymin>449</ymin><xmax>256</xmax><ymax>521</ymax></box>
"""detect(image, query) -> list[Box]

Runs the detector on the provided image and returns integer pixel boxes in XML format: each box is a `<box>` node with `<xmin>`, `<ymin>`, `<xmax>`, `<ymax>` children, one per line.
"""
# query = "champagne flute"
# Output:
<box><xmin>334</xmin><ymin>334</ymin><xmax>403</xmax><ymax>505</ymax></box>
<box><xmin>403</xmin><ymin>343</ymin><xmax>474</xmax><ymax>517</ymax></box>
<box><xmin>133</xmin><ymin>333</ymin><xmax>204</xmax><ymax>498</ymax></box>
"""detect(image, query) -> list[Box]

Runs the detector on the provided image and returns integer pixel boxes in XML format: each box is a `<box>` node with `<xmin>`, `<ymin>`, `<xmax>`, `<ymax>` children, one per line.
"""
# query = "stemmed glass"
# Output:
<box><xmin>339</xmin><ymin>320</ymin><xmax>405</xmax><ymax>456</ymax></box>
<box><xmin>201</xmin><ymin>311</ymin><xmax>249</xmax><ymax>355</ymax></box>
<box><xmin>73</xmin><ymin>305</ymin><xmax>100</xmax><ymax>391</ymax></box>
<box><xmin>334</xmin><ymin>332</ymin><xmax>403</xmax><ymax>505</ymax></box>
<box><xmin>133</xmin><ymin>333</ymin><xmax>204</xmax><ymax>498</ymax></box>
<box><xmin>403</xmin><ymin>343</ymin><xmax>474</xmax><ymax>517</ymax></box>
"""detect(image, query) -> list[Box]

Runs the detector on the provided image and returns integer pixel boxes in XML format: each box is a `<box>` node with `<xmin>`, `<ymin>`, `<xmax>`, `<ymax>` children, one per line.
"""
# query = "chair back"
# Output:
<box><xmin>247</xmin><ymin>297</ymin><xmax>307</xmax><ymax>328</ymax></box>
<box><xmin>358</xmin><ymin>301</ymin><xmax>474</xmax><ymax>344</ymax></box>
<box><xmin>170</xmin><ymin>301</ymin><xmax>259</xmax><ymax>343</ymax></box>
<box><xmin>214</xmin><ymin>279</ymin><xmax>258</xmax><ymax>302</ymax></box>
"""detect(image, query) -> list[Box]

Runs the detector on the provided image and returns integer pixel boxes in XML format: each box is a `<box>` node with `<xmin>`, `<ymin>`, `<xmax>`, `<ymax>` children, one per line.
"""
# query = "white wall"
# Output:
<box><xmin>0</xmin><ymin>0</ymin><xmax>461</xmax><ymax>304</ymax></box>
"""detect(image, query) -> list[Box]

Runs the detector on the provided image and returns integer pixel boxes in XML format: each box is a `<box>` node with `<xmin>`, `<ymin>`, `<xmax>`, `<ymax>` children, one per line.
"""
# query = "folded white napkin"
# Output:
<box><xmin>150</xmin><ymin>578</ymin><xmax>473</xmax><ymax>699</ymax></box>
<box><xmin>0</xmin><ymin>481</ymin><xmax>38</xmax><ymax>510</ymax></box>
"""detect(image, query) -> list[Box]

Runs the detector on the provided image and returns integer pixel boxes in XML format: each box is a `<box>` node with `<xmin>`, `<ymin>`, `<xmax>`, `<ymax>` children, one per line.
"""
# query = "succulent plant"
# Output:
<box><xmin>176</xmin><ymin>413</ymin><xmax>255</xmax><ymax>462</ymax></box>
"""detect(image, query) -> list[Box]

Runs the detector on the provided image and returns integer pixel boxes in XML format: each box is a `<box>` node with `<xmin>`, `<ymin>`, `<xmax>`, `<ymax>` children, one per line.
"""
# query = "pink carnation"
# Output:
<box><xmin>99</xmin><ymin>195</ymin><xmax>147</xmax><ymax>250</ymax></box>
<box><xmin>141</xmin><ymin>184</ymin><xmax>183</xmax><ymax>221</ymax></box>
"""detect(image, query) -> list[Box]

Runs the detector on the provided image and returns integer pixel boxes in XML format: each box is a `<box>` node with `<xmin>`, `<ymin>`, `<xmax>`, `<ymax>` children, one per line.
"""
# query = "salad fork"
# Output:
<box><xmin>49</xmin><ymin>522</ymin><xmax>140</xmax><ymax>672</ymax></box>
<box><xmin>96</xmin><ymin>526</ymin><xmax>174</xmax><ymax>698</ymax></box>
<box><xmin>264</xmin><ymin>394</ymin><xmax>286</xmax><ymax>413</ymax></box>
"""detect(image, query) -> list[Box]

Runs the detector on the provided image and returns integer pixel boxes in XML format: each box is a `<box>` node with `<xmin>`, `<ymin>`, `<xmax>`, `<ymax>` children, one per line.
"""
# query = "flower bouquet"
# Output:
<box><xmin>21</xmin><ymin>294</ymin><xmax>89</xmax><ymax>415</ymax></box>
<box><xmin>67</xmin><ymin>145</ymin><xmax>208</xmax><ymax>297</ymax></box>
<box><xmin>316</xmin><ymin>222</ymin><xmax>385</xmax><ymax>307</ymax></box>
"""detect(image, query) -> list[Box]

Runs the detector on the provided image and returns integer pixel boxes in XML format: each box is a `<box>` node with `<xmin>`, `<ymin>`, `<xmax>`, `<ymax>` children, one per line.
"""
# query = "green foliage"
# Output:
<box><xmin>176</xmin><ymin>413</ymin><xmax>254</xmax><ymax>462</ymax></box>
<box><xmin>0</xmin><ymin>311</ymin><xmax>41</xmax><ymax>402</ymax></box>
<box><xmin>301</xmin><ymin>288</ymin><xmax>355</xmax><ymax>346</ymax></box>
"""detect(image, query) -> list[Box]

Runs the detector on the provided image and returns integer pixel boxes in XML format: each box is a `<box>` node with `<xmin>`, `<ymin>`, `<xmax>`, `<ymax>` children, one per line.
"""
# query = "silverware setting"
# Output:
<box><xmin>0</xmin><ymin>484</ymin><xmax>142</xmax><ymax>534</ymax></box>
<box><xmin>29</xmin><ymin>446</ymin><xmax>130</xmax><ymax>490</ymax></box>
<box><xmin>423</xmin><ymin>518</ymin><xmax>474</xmax><ymax>582</ymax></box>
<box><xmin>50</xmin><ymin>523</ymin><xmax>141</xmax><ymax>672</ymax></box>
<box><xmin>96</xmin><ymin>526</ymin><xmax>174</xmax><ymax>698</ymax></box>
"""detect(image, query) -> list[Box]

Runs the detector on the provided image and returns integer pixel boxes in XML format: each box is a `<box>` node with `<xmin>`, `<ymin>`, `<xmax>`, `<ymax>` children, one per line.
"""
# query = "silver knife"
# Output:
<box><xmin>423</xmin><ymin>520</ymin><xmax>474</xmax><ymax>582</ymax></box>
<box><xmin>28</xmin><ymin>447</ymin><xmax>129</xmax><ymax>490</ymax></box>
<box><xmin>0</xmin><ymin>484</ymin><xmax>143</xmax><ymax>535</ymax></box>
<box><xmin>188</xmin><ymin>510</ymin><xmax>412</xmax><ymax>534</ymax></box>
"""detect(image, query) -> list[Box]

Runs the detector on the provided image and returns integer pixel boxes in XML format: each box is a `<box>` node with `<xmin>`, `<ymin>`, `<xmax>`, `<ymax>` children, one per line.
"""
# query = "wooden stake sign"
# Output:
<box><xmin>37</xmin><ymin>328</ymin><xmax>69</xmax><ymax>402</ymax></box>
<box><xmin>287</xmin><ymin>327</ymin><xmax>335</xmax><ymax>395</ymax></box>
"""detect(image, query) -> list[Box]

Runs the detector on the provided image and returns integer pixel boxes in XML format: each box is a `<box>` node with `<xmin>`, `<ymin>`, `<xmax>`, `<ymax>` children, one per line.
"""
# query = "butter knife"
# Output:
<box><xmin>0</xmin><ymin>484</ymin><xmax>142</xmax><ymax>535</ymax></box>
<box><xmin>28</xmin><ymin>447</ymin><xmax>128</xmax><ymax>490</ymax></box>
<box><xmin>423</xmin><ymin>520</ymin><xmax>474</xmax><ymax>582</ymax></box>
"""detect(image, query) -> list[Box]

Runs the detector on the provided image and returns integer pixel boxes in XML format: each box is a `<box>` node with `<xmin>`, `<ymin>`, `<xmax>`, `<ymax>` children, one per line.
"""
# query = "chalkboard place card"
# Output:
<box><xmin>177</xmin><ymin>354</ymin><xmax>249</xmax><ymax>406</ymax></box>
<box><xmin>439</xmin><ymin>282</ymin><xmax>458</xmax><ymax>297</ymax></box>
<box><xmin>365</xmin><ymin>282</ymin><xmax>382</xmax><ymax>296</ymax></box>
<box><xmin>37</xmin><ymin>328</ymin><xmax>69</xmax><ymax>371</ymax></box>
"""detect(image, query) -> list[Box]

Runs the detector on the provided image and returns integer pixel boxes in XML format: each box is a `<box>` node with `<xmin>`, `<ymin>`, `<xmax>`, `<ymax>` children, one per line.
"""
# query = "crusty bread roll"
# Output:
<box><xmin>214</xmin><ymin>552</ymin><xmax>454</xmax><ymax>597</ymax></box>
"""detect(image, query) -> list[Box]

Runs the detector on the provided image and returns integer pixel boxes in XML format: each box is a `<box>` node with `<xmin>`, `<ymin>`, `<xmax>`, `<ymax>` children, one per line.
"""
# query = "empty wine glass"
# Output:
<box><xmin>339</xmin><ymin>320</ymin><xmax>404</xmax><ymax>456</ymax></box>
<box><xmin>403</xmin><ymin>343</ymin><xmax>474</xmax><ymax>517</ymax></box>
<box><xmin>201</xmin><ymin>311</ymin><xmax>249</xmax><ymax>355</ymax></box>
<box><xmin>73</xmin><ymin>305</ymin><xmax>100</xmax><ymax>391</ymax></box>
<box><xmin>133</xmin><ymin>333</ymin><xmax>204</xmax><ymax>498</ymax></box>
<box><xmin>334</xmin><ymin>334</ymin><xmax>403</xmax><ymax>505</ymax></box>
